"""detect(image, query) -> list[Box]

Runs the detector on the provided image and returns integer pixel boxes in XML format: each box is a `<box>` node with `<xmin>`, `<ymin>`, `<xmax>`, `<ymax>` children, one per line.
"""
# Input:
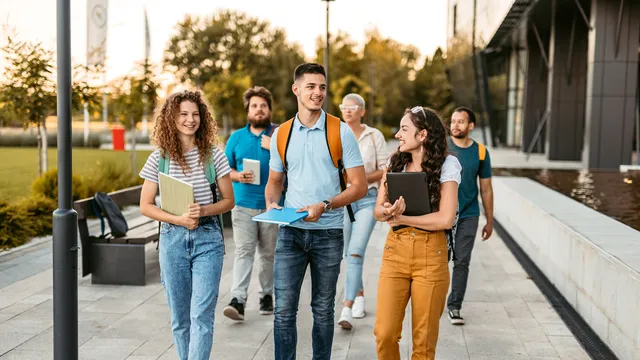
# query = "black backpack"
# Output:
<box><xmin>93</xmin><ymin>192</ymin><xmax>129</xmax><ymax>238</ymax></box>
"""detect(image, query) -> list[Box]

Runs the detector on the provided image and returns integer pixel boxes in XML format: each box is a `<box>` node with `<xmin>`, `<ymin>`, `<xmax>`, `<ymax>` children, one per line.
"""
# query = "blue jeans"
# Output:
<box><xmin>273</xmin><ymin>226</ymin><xmax>343</xmax><ymax>360</ymax></box>
<box><xmin>342</xmin><ymin>187</ymin><xmax>378</xmax><ymax>301</ymax></box>
<box><xmin>159</xmin><ymin>217</ymin><xmax>225</xmax><ymax>360</ymax></box>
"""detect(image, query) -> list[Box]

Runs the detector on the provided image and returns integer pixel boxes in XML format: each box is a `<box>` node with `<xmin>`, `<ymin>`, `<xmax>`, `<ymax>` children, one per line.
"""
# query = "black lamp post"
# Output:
<box><xmin>54</xmin><ymin>0</ymin><xmax>79</xmax><ymax>359</ymax></box>
<box><xmin>321</xmin><ymin>0</ymin><xmax>335</xmax><ymax>112</ymax></box>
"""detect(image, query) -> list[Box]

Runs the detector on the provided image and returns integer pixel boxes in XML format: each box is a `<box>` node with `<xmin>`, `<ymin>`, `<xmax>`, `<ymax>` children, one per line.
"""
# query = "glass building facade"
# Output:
<box><xmin>445</xmin><ymin>0</ymin><xmax>639</xmax><ymax>170</ymax></box>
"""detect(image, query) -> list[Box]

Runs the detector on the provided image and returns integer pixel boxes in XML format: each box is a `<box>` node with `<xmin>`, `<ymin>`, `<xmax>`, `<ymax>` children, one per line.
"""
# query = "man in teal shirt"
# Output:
<box><xmin>446</xmin><ymin>107</ymin><xmax>494</xmax><ymax>325</ymax></box>
<box><xmin>223</xmin><ymin>86</ymin><xmax>278</xmax><ymax>321</ymax></box>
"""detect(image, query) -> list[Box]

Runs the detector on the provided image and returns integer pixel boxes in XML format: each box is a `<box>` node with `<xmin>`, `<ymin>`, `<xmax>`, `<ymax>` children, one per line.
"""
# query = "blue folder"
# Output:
<box><xmin>252</xmin><ymin>208</ymin><xmax>309</xmax><ymax>225</ymax></box>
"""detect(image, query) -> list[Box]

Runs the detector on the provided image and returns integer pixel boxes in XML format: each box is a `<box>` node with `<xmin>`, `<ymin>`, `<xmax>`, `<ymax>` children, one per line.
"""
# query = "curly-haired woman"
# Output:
<box><xmin>373</xmin><ymin>106</ymin><xmax>461</xmax><ymax>360</ymax></box>
<box><xmin>139</xmin><ymin>90</ymin><xmax>234</xmax><ymax>360</ymax></box>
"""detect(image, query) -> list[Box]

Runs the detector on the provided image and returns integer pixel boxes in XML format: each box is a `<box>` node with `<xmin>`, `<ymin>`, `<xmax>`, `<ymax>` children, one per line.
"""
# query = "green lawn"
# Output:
<box><xmin>0</xmin><ymin>147</ymin><xmax>153</xmax><ymax>202</ymax></box>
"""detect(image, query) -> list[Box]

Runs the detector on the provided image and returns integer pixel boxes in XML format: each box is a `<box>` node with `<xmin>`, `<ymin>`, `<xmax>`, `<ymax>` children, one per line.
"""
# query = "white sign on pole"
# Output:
<box><xmin>87</xmin><ymin>0</ymin><xmax>108</xmax><ymax>66</ymax></box>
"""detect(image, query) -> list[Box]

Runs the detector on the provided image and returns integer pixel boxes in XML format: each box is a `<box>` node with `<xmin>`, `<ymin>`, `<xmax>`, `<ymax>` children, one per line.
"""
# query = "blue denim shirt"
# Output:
<box><xmin>269</xmin><ymin>111</ymin><xmax>363</xmax><ymax>230</ymax></box>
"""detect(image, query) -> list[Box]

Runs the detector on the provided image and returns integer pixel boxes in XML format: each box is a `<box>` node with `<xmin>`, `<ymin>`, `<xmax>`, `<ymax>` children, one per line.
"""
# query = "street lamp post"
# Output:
<box><xmin>54</xmin><ymin>0</ymin><xmax>79</xmax><ymax>359</ymax></box>
<box><xmin>322</xmin><ymin>0</ymin><xmax>335</xmax><ymax>112</ymax></box>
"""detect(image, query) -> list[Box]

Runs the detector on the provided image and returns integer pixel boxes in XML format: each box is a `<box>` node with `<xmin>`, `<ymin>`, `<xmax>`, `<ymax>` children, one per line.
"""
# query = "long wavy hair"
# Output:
<box><xmin>151</xmin><ymin>90</ymin><xmax>219</xmax><ymax>173</ymax></box>
<box><xmin>387</xmin><ymin>106</ymin><xmax>450</xmax><ymax>211</ymax></box>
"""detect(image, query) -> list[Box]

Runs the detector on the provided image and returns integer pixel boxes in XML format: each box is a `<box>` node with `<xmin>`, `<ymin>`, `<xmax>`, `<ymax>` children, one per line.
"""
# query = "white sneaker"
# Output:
<box><xmin>338</xmin><ymin>307</ymin><xmax>353</xmax><ymax>330</ymax></box>
<box><xmin>352</xmin><ymin>296</ymin><xmax>366</xmax><ymax>318</ymax></box>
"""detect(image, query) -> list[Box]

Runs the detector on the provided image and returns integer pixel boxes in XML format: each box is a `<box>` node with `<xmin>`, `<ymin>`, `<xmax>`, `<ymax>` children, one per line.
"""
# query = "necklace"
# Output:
<box><xmin>410</xmin><ymin>162</ymin><xmax>420</xmax><ymax>172</ymax></box>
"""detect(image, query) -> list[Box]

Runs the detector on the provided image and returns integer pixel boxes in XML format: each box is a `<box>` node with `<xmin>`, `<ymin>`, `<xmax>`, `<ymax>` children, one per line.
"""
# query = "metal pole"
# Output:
<box><xmin>323</xmin><ymin>0</ymin><xmax>330</xmax><ymax>112</ymax></box>
<box><xmin>103</xmin><ymin>71</ymin><xmax>108</xmax><ymax>129</ymax></box>
<box><xmin>54</xmin><ymin>0</ymin><xmax>78</xmax><ymax>359</ymax></box>
<box><xmin>636</xmin><ymin>82</ymin><xmax>640</xmax><ymax>165</ymax></box>
<box><xmin>369</xmin><ymin>62</ymin><xmax>375</xmax><ymax>125</ymax></box>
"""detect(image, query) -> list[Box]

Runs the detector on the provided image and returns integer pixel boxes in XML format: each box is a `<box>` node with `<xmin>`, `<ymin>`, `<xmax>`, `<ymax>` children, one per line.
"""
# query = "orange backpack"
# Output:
<box><xmin>276</xmin><ymin>113</ymin><xmax>355</xmax><ymax>222</ymax></box>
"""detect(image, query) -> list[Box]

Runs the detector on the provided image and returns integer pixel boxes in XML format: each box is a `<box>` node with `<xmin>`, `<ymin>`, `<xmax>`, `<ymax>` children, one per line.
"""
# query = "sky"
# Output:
<box><xmin>1</xmin><ymin>0</ymin><xmax>448</xmax><ymax>86</ymax></box>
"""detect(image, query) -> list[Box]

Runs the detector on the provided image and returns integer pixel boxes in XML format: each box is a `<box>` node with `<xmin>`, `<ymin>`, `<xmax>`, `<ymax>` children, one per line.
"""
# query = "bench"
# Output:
<box><xmin>75</xmin><ymin>185</ymin><xmax>159</xmax><ymax>286</ymax></box>
<box><xmin>74</xmin><ymin>185</ymin><xmax>234</xmax><ymax>286</ymax></box>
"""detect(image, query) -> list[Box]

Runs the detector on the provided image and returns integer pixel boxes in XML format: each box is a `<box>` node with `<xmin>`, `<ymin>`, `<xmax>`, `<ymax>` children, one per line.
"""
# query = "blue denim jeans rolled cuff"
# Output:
<box><xmin>273</xmin><ymin>226</ymin><xmax>343</xmax><ymax>360</ymax></box>
<box><xmin>343</xmin><ymin>187</ymin><xmax>378</xmax><ymax>301</ymax></box>
<box><xmin>159</xmin><ymin>216</ymin><xmax>225</xmax><ymax>360</ymax></box>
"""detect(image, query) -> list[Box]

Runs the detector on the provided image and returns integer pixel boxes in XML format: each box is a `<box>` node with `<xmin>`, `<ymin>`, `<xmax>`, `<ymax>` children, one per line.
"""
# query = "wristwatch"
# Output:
<box><xmin>322</xmin><ymin>200</ymin><xmax>333</xmax><ymax>212</ymax></box>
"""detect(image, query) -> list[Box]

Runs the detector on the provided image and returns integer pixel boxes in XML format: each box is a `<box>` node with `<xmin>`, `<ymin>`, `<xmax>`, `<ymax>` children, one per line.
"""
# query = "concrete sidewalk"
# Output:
<box><xmin>0</xmin><ymin>214</ymin><xmax>589</xmax><ymax>359</ymax></box>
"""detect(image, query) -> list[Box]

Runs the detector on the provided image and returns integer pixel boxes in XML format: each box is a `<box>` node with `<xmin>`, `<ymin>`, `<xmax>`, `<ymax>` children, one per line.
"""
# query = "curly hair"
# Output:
<box><xmin>387</xmin><ymin>107</ymin><xmax>450</xmax><ymax>211</ymax></box>
<box><xmin>151</xmin><ymin>89</ymin><xmax>219</xmax><ymax>173</ymax></box>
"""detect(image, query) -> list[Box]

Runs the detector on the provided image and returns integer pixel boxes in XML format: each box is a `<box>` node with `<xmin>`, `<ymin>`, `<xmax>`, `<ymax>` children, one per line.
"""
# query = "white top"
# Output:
<box><xmin>354</xmin><ymin>124</ymin><xmax>390</xmax><ymax>189</ymax></box>
<box><xmin>394</xmin><ymin>154</ymin><xmax>462</xmax><ymax>184</ymax></box>
<box><xmin>140</xmin><ymin>147</ymin><xmax>232</xmax><ymax>205</ymax></box>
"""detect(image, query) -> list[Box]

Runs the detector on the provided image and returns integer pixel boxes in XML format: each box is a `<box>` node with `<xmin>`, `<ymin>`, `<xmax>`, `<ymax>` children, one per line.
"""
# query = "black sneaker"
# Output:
<box><xmin>448</xmin><ymin>309</ymin><xmax>465</xmax><ymax>325</ymax></box>
<box><xmin>259</xmin><ymin>294</ymin><xmax>274</xmax><ymax>315</ymax></box>
<box><xmin>223</xmin><ymin>297</ymin><xmax>245</xmax><ymax>321</ymax></box>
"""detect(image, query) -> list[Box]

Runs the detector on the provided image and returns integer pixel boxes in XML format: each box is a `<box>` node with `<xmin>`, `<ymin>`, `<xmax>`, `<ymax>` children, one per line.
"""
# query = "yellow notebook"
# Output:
<box><xmin>158</xmin><ymin>172</ymin><xmax>194</xmax><ymax>216</ymax></box>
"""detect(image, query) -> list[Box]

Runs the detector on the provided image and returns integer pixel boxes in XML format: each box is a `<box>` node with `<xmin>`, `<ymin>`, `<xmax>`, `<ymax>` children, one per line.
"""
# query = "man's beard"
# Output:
<box><xmin>249</xmin><ymin>113</ymin><xmax>271</xmax><ymax>128</ymax></box>
<box><xmin>451</xmin><ymin>130</ymin><xmax>468</xmax><ymax>139</ymax></box>
<box><xmin>452</xmin><ymin>132</ymin><xmax>467</xmax><ymax>139</ymax></box>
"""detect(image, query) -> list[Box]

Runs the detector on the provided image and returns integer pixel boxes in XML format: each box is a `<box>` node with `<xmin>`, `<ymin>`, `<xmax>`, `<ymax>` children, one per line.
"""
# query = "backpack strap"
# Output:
<box><xmin>477</xmin><ymin>142</ymin><xmax>486</xmax><ymax>177</ymax></box>
<box><xmin>276</xmin><ymin>118</ymin><xmax>295</xmax><ymax>170</ymax></box>
<box><xmin>478</xmin><ymin>142</ymin><xmax>486</xmax><ymax>161</ymax></box>
<box><xmin>267</xmin><ymin>123</ymin><xmax>278</xmax><ymax>137</ymax></box>
<box><xmin>325</xmin><ymin>114</ymin><xmax>355</xmax><ymax>222</ymax></box>
<box><xmin>204</xmin><ymin>150</ymin><xmax>217</xmax><ymax>185</ymax></box>
<box><xmin>276</xmin><ymin>114</ymin><xmax>355</xmax><ymax>222</ymax></box>
<box><xmin>325</xmin><ymin>114</ymin><xmax>343</xmax><ymax>168</ymax></box>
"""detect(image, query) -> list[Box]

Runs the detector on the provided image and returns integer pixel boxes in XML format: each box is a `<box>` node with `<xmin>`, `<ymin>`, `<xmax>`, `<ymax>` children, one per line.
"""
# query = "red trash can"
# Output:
<box><xmin>112</xmin><ymin>126</ymin><xmax>125</xmax><ymax>151</ymax></box>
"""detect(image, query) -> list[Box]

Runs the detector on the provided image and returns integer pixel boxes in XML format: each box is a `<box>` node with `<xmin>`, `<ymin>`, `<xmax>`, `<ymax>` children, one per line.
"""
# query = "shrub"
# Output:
<box><xmin>0</xmin><ymin>201</ymin><xmax>34</xmax><ymax>250</ymax></box>
<box><xmin>15</xmin><ymin>194</ymin><xmax>57</xmax><ymax>237</ymax></box>
<box><xmin>84</xmin><ymin>160</ymin><xmax>143</xmax><ymax>195</ymax></box>
<box><xmin>31</xmin><ymin>169</ymin><xmax>90</xmax><ymax>202</ymax></box>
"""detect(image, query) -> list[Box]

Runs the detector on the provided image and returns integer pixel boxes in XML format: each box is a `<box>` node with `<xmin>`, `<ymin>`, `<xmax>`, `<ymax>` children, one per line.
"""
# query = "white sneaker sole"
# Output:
<box><xmin>352</xmin><ymin>311</ymin><xmax>365</xmax><ymax>319</ymax></box>
<box><xmin>449</xmin><ymin>317</ymin><xmax>465</xmax><ymax>325</ymax></box>
<box><xmin>259</xmin><ymin>309</ymin><xmax>273</xmax><ymax>315</ymax></box>
<box><xmin>223</xmin><ymin>306</ymin><xmax>244</xmax><ymax>321</ymax></box>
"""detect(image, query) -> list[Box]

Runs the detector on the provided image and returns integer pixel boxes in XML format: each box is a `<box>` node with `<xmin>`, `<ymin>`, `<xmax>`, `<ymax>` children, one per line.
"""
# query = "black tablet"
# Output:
<box><xmin>386</xmin><ymin>172</ymin><xmax>432</xmax><ymax>216</ymax></box>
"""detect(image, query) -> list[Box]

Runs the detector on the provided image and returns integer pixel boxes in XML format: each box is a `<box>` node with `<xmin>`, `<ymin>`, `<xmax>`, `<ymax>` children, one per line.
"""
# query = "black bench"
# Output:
<box><xmin>75</xmin><ymin>185</ymin><xmax>234</xmax><ymax>286</ymax></box>
<box><xmin>75</xmin><ymin>185</ymin><xmax>159</xmax><ymax>286</ymax></box>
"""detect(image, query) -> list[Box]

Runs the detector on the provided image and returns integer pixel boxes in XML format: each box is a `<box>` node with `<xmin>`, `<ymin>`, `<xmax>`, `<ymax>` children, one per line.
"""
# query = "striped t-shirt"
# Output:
<box><xmin>139</xmin><ymin>147</ymin><xmax>232</xmax><ymax>205</ymax></box>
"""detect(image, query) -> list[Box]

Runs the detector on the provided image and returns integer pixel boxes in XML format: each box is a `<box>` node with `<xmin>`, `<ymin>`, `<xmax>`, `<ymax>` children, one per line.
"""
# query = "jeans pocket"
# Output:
<box><xmin>160</xmin><ymin>222</ymin><xmax>173</xmax><ymax>235</ymax></box>
<box><xmin>200</xmin><ymin>221</ymin><xmax>217</xmax><ymax>232</ymax></box>
<box><xmin>326</xmin><ymin>228</ymin><xmax>343</xmax><ymax>238</ymax></box>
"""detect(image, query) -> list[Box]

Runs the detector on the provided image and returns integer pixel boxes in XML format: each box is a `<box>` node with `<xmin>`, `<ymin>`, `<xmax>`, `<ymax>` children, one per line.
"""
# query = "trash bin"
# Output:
<box><xmin>112</xmin><ymin>126</ymin><xmax>125</xmax><ymax>151</ymax></box>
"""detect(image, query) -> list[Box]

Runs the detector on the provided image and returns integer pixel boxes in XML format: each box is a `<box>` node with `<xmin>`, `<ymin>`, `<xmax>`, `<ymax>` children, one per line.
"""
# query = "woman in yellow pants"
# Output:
<box><xmin>373</xmin><ymin>106</ymin><xmax>461</xmax><ymax>360</ymax></box>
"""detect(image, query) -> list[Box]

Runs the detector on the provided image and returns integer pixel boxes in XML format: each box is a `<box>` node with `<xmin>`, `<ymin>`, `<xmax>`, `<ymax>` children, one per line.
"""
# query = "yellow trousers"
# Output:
<box><xmin>374</xmin><ymin>227</ymin><xmax>450</xmax><ymax>360</ymax></box>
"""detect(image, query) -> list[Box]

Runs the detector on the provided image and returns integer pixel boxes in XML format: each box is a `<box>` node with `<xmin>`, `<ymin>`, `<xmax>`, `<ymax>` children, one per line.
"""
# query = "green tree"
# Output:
<box><xmin>164</xmin><ymin>10</ymin><xmax>304</xmax><ymax>123</ymax></box>
<box><xmin>110</xmin><ymin>61</ymin><xmax>159</xmax><ymax>174</ymax></box>
<box><xmin>315</xmin><ymin>31</ymin><xmax>363</xmax><ymax>114</ymax></box>
<box><xmin>202</xmin><ymin>71</ymin><xmax>252</xmax><ymax>133</ymax></box>
<box><xmin>0</xmin><ymin>38</ymin><xmax>56</xmax><ymax>175</ymax></box>
<box><xmin>361</xmin><ymin>29</ymin><xmax>420</xmax><ymax>128</ymax></box>
<box><xmin>414</xmin><ymin>47</ymin><xmax>455</xmax><ymax>120</ymax></box>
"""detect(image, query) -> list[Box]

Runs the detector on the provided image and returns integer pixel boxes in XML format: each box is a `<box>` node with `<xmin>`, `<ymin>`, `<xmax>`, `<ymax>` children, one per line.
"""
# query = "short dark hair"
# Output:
<box><xmin>453</xmin><ymin>106</ymin><xmax>476</xmax><ymax>124</ymax></box>
<box><xmin>293</xmin><ymin>63</ymin><xmax>326</xmax><ymax>82</ymax></box>
<box><xmin>243</xmin><ymin>86</ymin><xmax>273</xmax><ymax>112</ymax></box>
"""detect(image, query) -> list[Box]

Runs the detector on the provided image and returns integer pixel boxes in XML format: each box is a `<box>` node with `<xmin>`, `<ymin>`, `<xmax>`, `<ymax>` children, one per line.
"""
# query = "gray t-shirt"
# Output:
<box><xmin>139</xmin><ymin>147</ymin><xmax>231</xmax><ymax>205</ymax></box>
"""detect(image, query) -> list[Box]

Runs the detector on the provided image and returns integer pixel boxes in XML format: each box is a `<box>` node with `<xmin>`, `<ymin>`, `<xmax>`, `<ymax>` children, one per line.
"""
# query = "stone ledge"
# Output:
<box><xmin>493</xmin><ymin>176</ymin><xmax>640</xmax><ymax>360</ymax></box>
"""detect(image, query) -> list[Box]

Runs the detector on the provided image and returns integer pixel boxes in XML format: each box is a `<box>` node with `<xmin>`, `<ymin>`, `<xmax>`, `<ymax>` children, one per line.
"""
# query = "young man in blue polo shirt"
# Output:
<box><xmin>223</xmin><ymin>86</ymin><xmax>279</xmax><ymax>321</ymax></box>
<box><xmin>265</xmin><ymin>63</ymin><xmax>367</xmax><ymax>360</ymax></box>
<box><xmin>447</xmin><ymin>107</ymin><xmax>494</xmax><ymax>325</ymax></box>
